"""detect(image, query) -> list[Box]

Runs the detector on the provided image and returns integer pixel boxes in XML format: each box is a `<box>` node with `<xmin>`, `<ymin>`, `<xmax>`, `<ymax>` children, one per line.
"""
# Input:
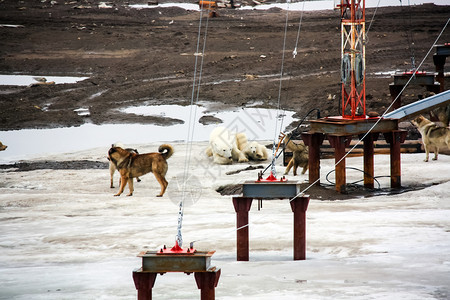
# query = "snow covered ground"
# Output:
<box><xmin>0</xmin><ymin>141</ymin><xmax>449</xmax><ymax>299</ymax></box>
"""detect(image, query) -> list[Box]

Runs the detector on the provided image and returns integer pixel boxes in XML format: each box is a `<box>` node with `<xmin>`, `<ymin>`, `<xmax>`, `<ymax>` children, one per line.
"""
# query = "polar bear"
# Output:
<box><xmin>235</xmin><ymin>131</ymin><xmax>248</xmax><ymax>152</ymax></box>
<box><xmin>243</xmin><ymin>141</ymin><xmax>269</xmax><ymax>161</ymax></box>
<box><xmin>206</xmin><ymin>126</ymin><xmax>249</xmax><ymax>164</ymax></box>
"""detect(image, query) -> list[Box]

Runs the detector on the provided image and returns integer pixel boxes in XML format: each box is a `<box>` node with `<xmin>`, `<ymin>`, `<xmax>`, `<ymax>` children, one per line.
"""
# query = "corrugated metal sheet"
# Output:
<box><xmin>384</xmin><ymin>90</ymin><xmax>450</xmax><ymax>120</ymax></box>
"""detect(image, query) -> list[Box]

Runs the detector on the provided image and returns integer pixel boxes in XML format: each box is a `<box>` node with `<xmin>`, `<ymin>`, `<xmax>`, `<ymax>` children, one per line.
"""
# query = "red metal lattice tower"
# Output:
<box><xmin>339</xmin><ymin>0</ymin><xmax>366</xmax><ymax>119</ymax></box>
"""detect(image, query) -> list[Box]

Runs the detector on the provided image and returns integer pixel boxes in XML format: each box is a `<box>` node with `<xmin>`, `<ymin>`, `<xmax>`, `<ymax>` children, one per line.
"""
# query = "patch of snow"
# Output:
<box><xmin>0</xmin><ymin>143</ymin><xmax>449</xmax><ymax>299</ymax></box>
<box><xmin>0</xmin><ymin>75</ymin><xmax>89</xmax><ymax>86</ymax></box>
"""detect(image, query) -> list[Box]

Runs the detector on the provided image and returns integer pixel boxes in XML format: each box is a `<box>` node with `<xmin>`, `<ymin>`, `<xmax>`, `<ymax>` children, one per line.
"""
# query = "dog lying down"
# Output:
<box><xmin>412</xmin><ymin>115</ymin><xmax>450</xmax><ymax>162</ymax></box>
<box><xmin>108</xmin><ymin>144</ymin><xmax>174</xmax><ymax>197</ymax></box>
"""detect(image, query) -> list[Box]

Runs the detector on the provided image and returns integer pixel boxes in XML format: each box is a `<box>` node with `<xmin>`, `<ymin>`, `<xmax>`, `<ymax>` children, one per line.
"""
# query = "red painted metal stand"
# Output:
<box><xmin>289</xmin><ymin>196</ymin><xmax>310</xmax><ymax>260</ymax></box>
<box><xmin>232</xmin><ymin>197</ymin><xmax>253</xmax><ymax>261</ymax></box>
<box><xmin>133</xmin><ymin>245</ymin><xmax>220</xmax><ymax>300</ymax></box>
<box><xmin>133</xmin><ymin>268</ymin><xmax>221</xmax><ymax>300</ymax></box>
<box><xmin>133</xmin><ymin>271</ymin><xmax>157</xmax><ymax>300</ymax></box>
<box><xmin>194</xmin><ymin>269</ymin><xmax>222</xmax><ymax>299</ymax></box>
<box><xmin>232</xmin><ymin>195</ymin><xmax>310</xmax><ymax>261</ymax></box>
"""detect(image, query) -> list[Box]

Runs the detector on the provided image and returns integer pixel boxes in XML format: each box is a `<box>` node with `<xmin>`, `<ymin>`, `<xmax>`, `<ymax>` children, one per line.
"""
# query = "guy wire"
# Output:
<box><xmin>273</xmin><ymin>0</ymin><xmax>291</xmax><ymax>144</ymax></box>
<box><xmin>177</xmin><ymin>6</ymin><xmax>211</xmax><ymax>247</ymax></box>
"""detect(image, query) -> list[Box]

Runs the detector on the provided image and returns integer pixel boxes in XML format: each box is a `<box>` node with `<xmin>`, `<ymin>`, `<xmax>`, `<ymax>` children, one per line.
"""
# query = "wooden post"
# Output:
<box><xmin>301</xmin><ymin>132</ymin><xmax>325</xmax><ymax>186</ymax></box>
<box><xmin>289</xmin><ymin>196</ymin><xmax>310</xmax><ymax>260</ymax></box>
<box><xmin>232</xmin><ymin>197</ymin><xmax>253</xmax><ymax>261</ymax></box>
<box><xmin>194</xmin><ymin>269</ymin><xmax>221</xmax><ymax>300</ymax></box>
<box><xmin>433</xmin><ymin>54</ymin><xmax>446</xmax><ymax>92</ymax></box>
<box><xmin>361</xmin><ymin>132</ymin><xmax>378</xmax><ymax>189</ymax></box>
<box><xmin>389</xmin><ymin>84</ymin><xmax>403</xmax><ymax>111</ymax></box>
<box><xmin>328</xmin><ymin>135</ymin><xmax>352</xmax><ymax>193</ymax></box>
<box><xmin>133</xmin><ymin>270</ymin><xmax>157</xmax><ymax>300</ymax></box>
<box><xmin>383</xmin><ymin>130</ymin><xmax>407</xmax><ymax>188</ymax></box>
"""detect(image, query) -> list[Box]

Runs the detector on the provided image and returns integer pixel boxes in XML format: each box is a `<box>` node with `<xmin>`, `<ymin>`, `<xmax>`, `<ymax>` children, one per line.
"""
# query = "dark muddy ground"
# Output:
<box><xmin>0</xmin><ymin>1</ymin><xmax>449</xmax><ymax>131</ymax></box>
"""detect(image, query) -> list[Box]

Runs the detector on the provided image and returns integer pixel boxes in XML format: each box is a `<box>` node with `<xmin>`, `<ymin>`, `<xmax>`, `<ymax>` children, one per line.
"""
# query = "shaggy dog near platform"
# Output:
<box><xmin>0</xmin><ymin>142</ymin><xmax>7</xmax><ymax>151</ymax></box>
<box><xmin>108</xmin><ymin>144</ymin><xmax>174</xmax><ymax>197</ymax></box>
<box><xmin>412</xmin><ymin>115</ymin><xmax>450</xmax><ymax>162</ymax></box>
<box><xmin>107</xmin><ymin>143</ymin><xmax>141</xmax><ymax>188</ymax></box>
<box><xmin>205</xmin><ymin>126</ymin><xmax>248</xmax><ymax>164</ymax></box>
<box><xmin>283</xmin><ymin>132</ymin><xmax>309</xmax><ymax>176</ymax></box>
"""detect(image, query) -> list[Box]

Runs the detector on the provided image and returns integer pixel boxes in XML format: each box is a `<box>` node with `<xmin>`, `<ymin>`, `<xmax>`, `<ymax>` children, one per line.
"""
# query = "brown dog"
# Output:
<box><xmin>412</xmin><ymin>115</ymin><xmax>450</xmax><ymax>162</ymax></box>
<box><xmin>283</xmin><ymin>132</ymin><xmax>309</xmax><ymax>176</ymax></box>
<box><xmin>107</xmin><ymin>143</ymin><xmax>141</xmax><ymax>188</ymax></box>
<box><xmin>0</xmin><ymin>142</ymin><xmax>7</xmax><ymax>151</ymax></box>
<box><xmin>108</xmin><ymin>144</ymin><xmax>174</xmax><ymax>197</ymax></box>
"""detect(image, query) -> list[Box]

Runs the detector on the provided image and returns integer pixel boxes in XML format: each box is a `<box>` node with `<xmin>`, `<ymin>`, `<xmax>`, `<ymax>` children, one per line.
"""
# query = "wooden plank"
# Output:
<box><xmin>283</xmin><ymin>140</ymin><xmax>425</xmax><ymax>164</ymax></box>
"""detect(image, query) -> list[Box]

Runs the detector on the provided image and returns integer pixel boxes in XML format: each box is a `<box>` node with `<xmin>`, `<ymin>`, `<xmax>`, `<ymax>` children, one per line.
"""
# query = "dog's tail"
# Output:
<box><xmin>159</xmin><ymin>144</ymin><xmax>174</xmax><ymax>159</ymax></box>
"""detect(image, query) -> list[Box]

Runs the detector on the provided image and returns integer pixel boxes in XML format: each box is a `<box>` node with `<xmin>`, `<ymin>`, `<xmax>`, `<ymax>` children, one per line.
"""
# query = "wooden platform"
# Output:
<box><xmin>283</xmin><ymin>139</ymin><xmax>425</xmax><ymax>165</ymax></box>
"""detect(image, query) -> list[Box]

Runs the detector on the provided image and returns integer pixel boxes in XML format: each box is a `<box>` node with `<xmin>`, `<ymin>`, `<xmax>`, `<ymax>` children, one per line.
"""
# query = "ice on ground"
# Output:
<box><xmin>0</xmin><ymin>142</ymin><xmax>449</xmax><ymax>299</ymax></box>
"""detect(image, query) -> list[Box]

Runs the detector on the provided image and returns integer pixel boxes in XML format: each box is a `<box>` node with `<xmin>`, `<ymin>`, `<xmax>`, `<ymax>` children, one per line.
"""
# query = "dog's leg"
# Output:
<box><xmin>293</xmin><ymin>161</ymin><xmax>298</xmax><ymax>176</ymax></box>
<box><xmin>127</xmin><ymin>178</ymin><xmax>134</xmax><ymax>196</ymax></box>
<box><xmin>301</xmin><ymin>165</ymin><xmax>308</xmax><ymax>175</ymax></box>
<box><xmin>154</xmin><ymin>173</ymin><xmax>168</xmax><ymax>197</ymax></box>
<box><xmin>424</xmin><ymin>144</ymin><xmax>430</xmax><ymax>162</ymax></box>
<box><xmin>136</xmin><ymin>177</ymin><xmax>141</xmax><ymax>182</ymax></box>
<box><xmin>109</xmin><ymin>162</ymin><xmax>115</xmax><ymax>188</ymax></box>
<box><xmin>114</xmin><ymin>175</ymin><xmax>128</xmax><ymax>196</ymax></box>
<box><xmin>433</xmin><ymin>147</ymin><xmax>439</xmax><ymax>161</ymax></box>
<box><xmin>284</xmin><ymin>158</ymin><xmax>294</xmax><ymax>175</ymax></box>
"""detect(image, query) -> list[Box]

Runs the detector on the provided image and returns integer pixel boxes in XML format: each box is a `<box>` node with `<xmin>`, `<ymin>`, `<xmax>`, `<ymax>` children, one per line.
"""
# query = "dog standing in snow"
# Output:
<box><xmin>283</xmin><ymin>132</ymin><xmax>309</xmax><ymax>176</ymax></box>
<box><xmin>412</xmin><ymin>115</ymin><xmax>450</xmax><ymax>162</ymax></box>
<box><xmin>107</xmin><ymin>143</ymin><xmax>141</xmax><ymax>188</ymax></box>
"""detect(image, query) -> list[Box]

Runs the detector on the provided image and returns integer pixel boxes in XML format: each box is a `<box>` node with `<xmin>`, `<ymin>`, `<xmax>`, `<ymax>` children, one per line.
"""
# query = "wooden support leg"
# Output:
<box><xmin>301</xmin><ymin>132</ymin><xmax>325</xmax><ymax>186</ymax></box>
<box><xmin>361</xmin><ymin>132</ymin><xmax>379</xmax><ymax>189</ymax></box>
<box><xmin>383</xmin><ymin>130</ymin><xmax>407</xmax><ymax>188</ymax></box>
<box><xmin>289</xmin><ymin>196</ymin><xmax>310</xmax><ymax>260</ymax></box>
<box><xmin>328</xmin><ymin>135</ymin><xmax>352</xmax><ymax>193</ymax></box>
<box><xmin>433</xmin><ymin>54</ymin><xmax>446</xmax><ymax>92</ymax></box>
<box><xmin>133</xmin><ymin>270</ymin><xmax>157</xmax><ymax>300</ymax></box>
<box><xmin>232</xmin><ymin>197</ymin><xmax>253</xmax><ymax>261</ymax></box>
<box><xmin>389</xmin><ymin>84</ymin><xmax>403</xmax><ymax>111</ymax></box>
<box><xmin>194</xmin><ymin>269</ymin><xmax>221</xmax><ymax>300</ymax></box>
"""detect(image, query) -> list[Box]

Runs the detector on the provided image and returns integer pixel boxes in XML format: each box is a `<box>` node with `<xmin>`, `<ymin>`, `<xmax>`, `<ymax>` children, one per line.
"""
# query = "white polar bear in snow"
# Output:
<box><xmin>243</xmin><ymin>141</ymin><xmax>269</xmax><ymax>161</ymax></box>
<box><xmin>206</xmin><ymin>126</ymin><xmax>249</xmax><ymax>164</ymax></box>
